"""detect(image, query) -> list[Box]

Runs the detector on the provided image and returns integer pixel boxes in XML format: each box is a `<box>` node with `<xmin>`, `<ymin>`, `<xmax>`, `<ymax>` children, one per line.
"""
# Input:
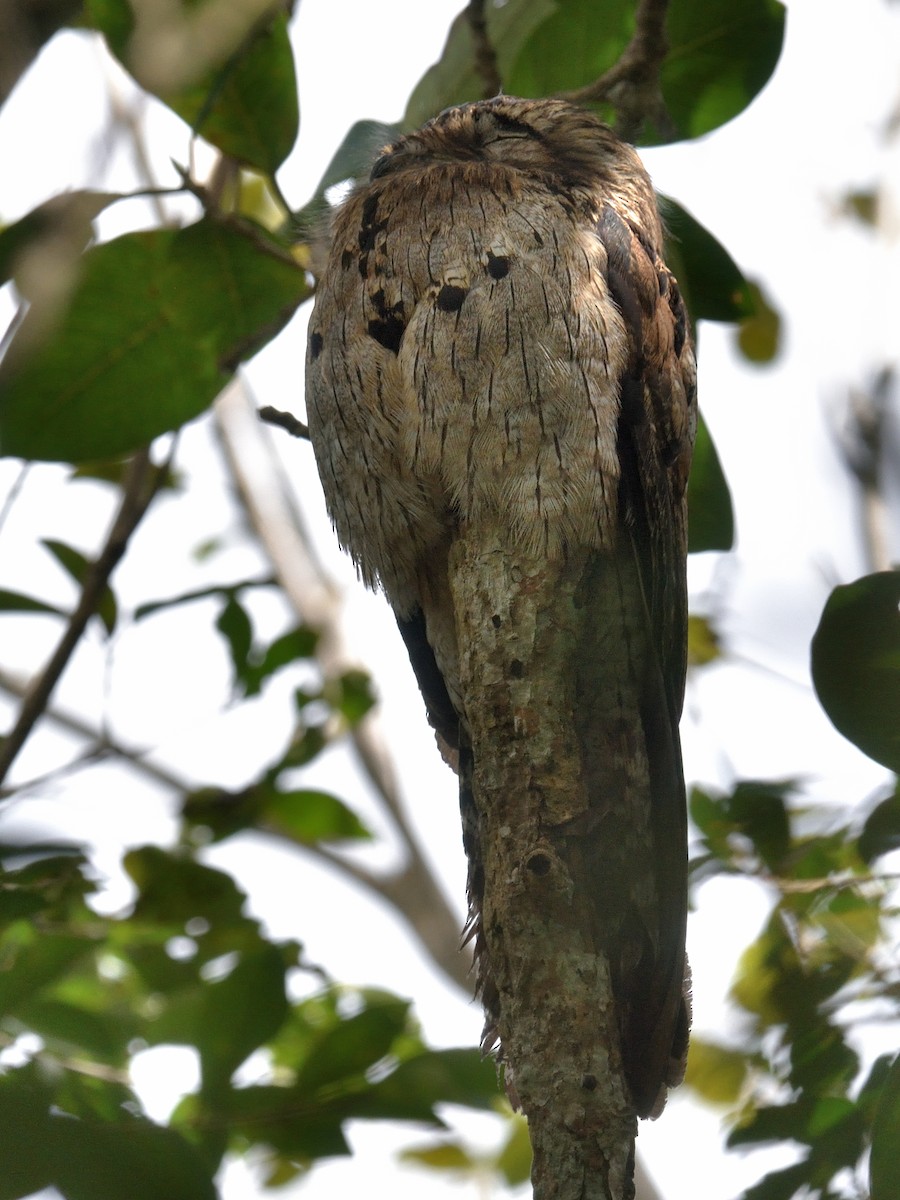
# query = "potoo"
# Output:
<box><xmin>305</xmin><ymin>95</ymin><xmax>695</xmax><ymax>1155</ymax></box>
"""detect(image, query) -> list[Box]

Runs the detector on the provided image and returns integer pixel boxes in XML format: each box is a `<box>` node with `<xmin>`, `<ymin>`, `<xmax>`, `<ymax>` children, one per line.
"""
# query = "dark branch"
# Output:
<box><xmin>258</xmin><ymin>405</ymin><xmax>310</xmax><ymax>440</ymax></box>
<box><xmin>559</xmin><ymin>0</ymin><xmax>674</xmax><ymax>141</ymax></box>
<box><xmin>466</xmin><ymin>0</ymin><xmax>501</xmax><ymax>99</ymax></box>
<box><xmin>0</xmin><ymin>448</ymin><xmax>165</xmax><ymax>786</ymax></box>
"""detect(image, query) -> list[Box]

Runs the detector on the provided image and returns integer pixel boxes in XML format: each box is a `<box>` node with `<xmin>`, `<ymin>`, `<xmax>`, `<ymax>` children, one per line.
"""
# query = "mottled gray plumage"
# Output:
<box><xmin>305</xmin><ymin>96</ymin><xmax>695</xmax><ymax>1119</ymax></box>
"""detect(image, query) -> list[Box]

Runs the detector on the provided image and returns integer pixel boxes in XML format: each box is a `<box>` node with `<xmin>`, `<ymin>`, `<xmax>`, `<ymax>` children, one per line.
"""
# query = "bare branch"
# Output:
<box><xmin>258</xmin><ymin>405</ymin><xmax>310</xmax><ymax>440</ymax></box>
<box><xmin>559</xmin><ymin>0</ymin><xmax>673</xmax><ymax>140</ymax></box>
<box><xmin>0</xmin><ymin>449</ymin><xmax>166</xmax><ymax>786</ymax></box>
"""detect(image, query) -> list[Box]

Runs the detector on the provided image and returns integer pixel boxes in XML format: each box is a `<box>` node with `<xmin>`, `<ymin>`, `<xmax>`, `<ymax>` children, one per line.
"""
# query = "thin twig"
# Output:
<box><xmin>559</xmin><ymin>0</ymin><xmax>674</xmax><ymax>140</ymax></box>
<box><xmin>258</xmin><ymin>405</ymin><xmax>310</xmax><ymax>440</ymax></box>
<box><xmin>0</xmin><ymin>449</ymin><xmax>165</xmax><ymax>786</ymax></box>
<box><xmin>466</xmin><ymin>0</ymin><xmax>501</xmax><ymax>99</ymax></box>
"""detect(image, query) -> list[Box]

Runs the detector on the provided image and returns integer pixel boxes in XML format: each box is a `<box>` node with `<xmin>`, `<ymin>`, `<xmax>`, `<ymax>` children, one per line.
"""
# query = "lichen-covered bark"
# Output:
<box><xmin>450</xmin><ymin>525</ymin><xmax>648</xmax><ymax>1200</ymax></box>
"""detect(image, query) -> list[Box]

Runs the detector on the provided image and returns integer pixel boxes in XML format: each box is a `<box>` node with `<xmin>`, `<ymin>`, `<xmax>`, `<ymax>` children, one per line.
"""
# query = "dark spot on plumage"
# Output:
<box><xmin>340</xmin><ymin>248</ymin><xmax>353</xmax><ymax>271</ymax></box>
<box><xmin>491</xmin><ymin>614</ymin><xmax>502</xmax><ymax>628</ymax></box>
<box><xmin>396</xmin><ymin>611</ymin><xmax>459</xmax><ymax>751</ymax></box>
<box><xmin>367</xmin><ymin>315</ymin><xmax>405</xmax><ymax>354</ymax></box>
<box><xmin>437</xmin><ymin>283</ymin><xmax>468</xmax><ymax>312</ymax></box>
<box><xmin>358</xmin><ymin>253</ymin><xmax>369</xmax><ymax>278</ymax></box>
<box><xmin>309</xmin><ymin>331</ymin><xmax>323</xmax><ymax>360</ymax></box>
<box><xmin>360</xmin><ymin>192</ymin><xmax>380</xmax><ymax>225</ymax></box>
<box><xmin>582</xmin><ymin>1074</ymin><xmax>598</xmax><ymax>1092</ymax></box>
<box><xmin>486</xmin><ymin>251</ymin><xmax>510</xmax><ymax>280</ymax></box>
<box><xmin>509</xmin><ymin>658</ymin><xmax>524</xmax><ymax>679</ymax></box>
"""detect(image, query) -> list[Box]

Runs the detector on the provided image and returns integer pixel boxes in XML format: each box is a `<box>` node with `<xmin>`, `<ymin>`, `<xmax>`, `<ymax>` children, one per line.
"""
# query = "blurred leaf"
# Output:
<box><xmin>728</xmin><ymin>780</ymin><xmax>792</xmax><ymax>872</ymax></box>
<box><xmin>330</xmin><ymin>669</ymin><xmax>376</xmax><ymax>724</ymax></box>
<box><xmin>216</xmin><ymin>594</ymin><xmax>254</xmax><ymax>690</ymax></box>
<box><xmin>0</xmin><ymin>930</ymin><xmax>97</xmax><ymax>1015</ymax></box>
<box><xmin>728</xmin><ymin>1097</ymin><xmax>854</xmax><ymax>1149</ymax></box>
<box><xmin>264</xmin><ymin>789</ymin><xmax>371</xmax><ymax>844</ymax></box>
<box><xmin>15</xmin><ymin>997</ymin><xmax>132</xmax><ymax>1065</ymax></box>
<box><xmin>789</xmin><ymin>1022</ymin><xmax>858</xmax><ymax>1095</ymax></box>
<box><xmin>0</xmin><ymin>219</ymin><xmax>308</xmax><ymax>463</ymax></box>
<box><xmin>85</xmin><ymin>0</ymin><xmax>297</xmax><ymax>172</ymax></box>
<box><xmin>811</xmin><ymin>571</ymin><xmax>900</xmax><ymax>772</ymax></box>
<box><xmin>404</xmin><ymin>0</ymin><xmax>554</xmax><ymax>129</ymax></box>
<box><xmin>740</xmin><ymin>1160</ymin><xmax>813</xmax><ymax>1200</ymax></box>
<box><xmin>495</xmin><ymin>1113</ymin><xmax>533</xmax><ymax>1186</ymax></box>
<box><xmin>687</xmin><ymin>614</ymin><xmax>721</xmax><ymax>667</ymax></box>
<box><xmin>737</xmin><ymin>280</ymin><xmax>782</xmax><ymax>363</ymax></box>
<box><xmin>842</xmin><ymin>189</ymin><xmax>878</xmax><ymax>227</ymax></box>
<box><xmin>688</xmin><ymin>413</ymin><xmax>735</xmax><ymax>553</ymax></box>
<box><xmin>135</xmin><ymin>577</ymin><xmax>277</xmax><ymax>620</ymax></box>
<box><xmin>294</xmin><ymin>997</ymin><xmax>411</xmax><ymax>1093</ymax></box>
<box><xmin>42</xmin><ymin>537</ymin><xmax>117</xmax><ymax>633</ymax></box>
<box><xmin>354</xmin><ymin>1048</ymin><xmax>501</xmax><ymax>1120</ymax></box>
<box><xmin>241</xmin><ymin>626</ymin><xmax>320</xmax><ymax>697</ymax></box>
<box><xmin>858</xmin><ymin>782</ymin><xmax>900</xmax><ymax>863</ymax></box>
<box><xmin>399</xmin><ymin>1141</ymin><xmax>475</xmax><ymax>1172</ymax></box>
<box><xmin>684</xmin><ymin>1037</ymin><xmax>747</xmax><ymax>1105</ymax></box>
<box><xmin>0</xmin><ymin>588</ymin><xmax>66</xmax><ymax>616</ymax></box>
<box><xmin>124</xmin><ymin>846</ymin><xmax>251</xmax><ymax>929</ymax></box>
<box><xmin>660</xmin><ymin>197</ymin><xmax>754</xmax><ymax>322</ymax></box>
<box><xmin>50</xmin><ymin>1110</ymin><xmax>218</xmax><ymax>1200</ymax></box>
<box><xmin>194</xmin><ymin>946</ymin><xmax>287</xmax><ymax>1094</ymax></box>
<box><xmin>0</xmin><ymin>191</ymin><xmax>118</xmax><ymax>289</ymax></box>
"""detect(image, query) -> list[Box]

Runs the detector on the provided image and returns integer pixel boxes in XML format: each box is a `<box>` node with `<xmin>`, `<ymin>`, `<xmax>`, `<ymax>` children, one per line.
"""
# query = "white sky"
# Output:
<box><xmin>1</xmin><ymin>1</ymin><xmax>899</xmax><ymax>1199</ymax></box>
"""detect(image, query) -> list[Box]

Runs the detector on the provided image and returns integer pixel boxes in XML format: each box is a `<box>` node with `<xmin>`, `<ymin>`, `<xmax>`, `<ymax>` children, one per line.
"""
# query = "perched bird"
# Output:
<box><xmin>305</xmin><ymin>96</ymin><xmax>695</xmax><ymax>1123</ymax></box>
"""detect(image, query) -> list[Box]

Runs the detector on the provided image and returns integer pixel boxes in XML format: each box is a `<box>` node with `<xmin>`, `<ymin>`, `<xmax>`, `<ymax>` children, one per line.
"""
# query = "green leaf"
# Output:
<box><xmin>353</xmin><ymin>1048</ymin><xmax>501</xmax><ymax>1121</ymax></box>
<box><xmin>399</xmin><ymin>1141</ymin><xmax>476</xmax><ymax>1173</ymax></box>
<box><xmin>264</xmin><ymin>789</ymin><xmax>371</xmax><ymax>845</ymax></box>
<box><xmin>15</xmin><ymin>997</ymin><xmax>133</xmax><ymax>1065</ymax></box>
<box><xmin>0</xmin><ymin>587</ymin><xmax>66</xmax><ymax>616</ymax></box>
<box><xmin>215</xmin><ymin>594</ymin><xmax>254</xmax><ymax>690</ymax></box>
<box><xmin>134</xmin><ymin>576</ymin><xmax>277</xmax><ymax>620</ymax></box>
<box><xmin>858</xmin><ymin>782</ymin><xmax>900</xmax><ymax>864</ymax></box>
<box><xmin>495</xmin><ymin>1113</ymin><xmax>533</xmax><ymax>1186</ymax></box>
<box><xmin>659</xmin><ymin>196</ymin><xmax>754</xmax><ymax>322</ymax></box>
<box><xmin>404</xmin><ymin>0</ymin><xmax>556</xmax><ymax>129</ymax></box>
<box><xmin>85</xmin><ymin>0</ymin><xmax>298</xmax><ymax>172</ymax></box>
<box><xmin>294</xmin><ymin>997</ymin><xmax>411</xmax><ymax>1093</ymax></box>
<box><xmin>195</xmin><ymin>946</ymin><xmax>288</xmax><ymax>1093</ymax></box>
<box><xmin>811</xmin><ymin>571</ymin><xmax>900</xmax><ymax>772</ymax></box>
<box><xmin>683</xmin><ymin>1037</ymin><xmax>747</xmax><ymax>1105</ymax></box>
<box><xmin>293</xmin><ymin>120</ymin><xmax>400</xmax><ymax>238</ymax></box>
<box><xmin>0</xmin><ymin>191</ymin><xmax>119</xmax><ymax>289</ymax></box>
<box><xmin>504</xmin><ymin>0</ymin><xmax>785</xmax><ymax>144</ymax></box>
<box><xmin>42</xmin><ymin>537</ymin><xmax>117</xmax><ymax>634</ymax></box>
<box><xmin>51</xmin><ymin>1112</ymin><xmax>218</xmax><ymax>1200</ymax></box>
<box><xmin>241</xmin><ymin>626</ymin><xmax>319</xmax><ymax>697</ymax></box>
<box><xmin>0</xmin><ymin>219</ymin><xmax>308</xmax><ymax>463</ymax></box>
<box><xmin>659</xmin><ymin>0</ymin><xmax>786</xmax><ymax>142</ymax></box>
<box><xmin>728</xmin><ymin>780</ymin><xmax>791</xmax><ymax>872</ymax></box>
<box><xmin>687</xmin><ymin>412</ymin><xmax>734</xmax><ymax>552</ymax></box>
<box><xmin>736</xmin><ymin>279</ymin><xmax>782</xmax><ymax>363</ymax></box>
<box><xmin>124</xmin><ymin>846</ymin><xmax>252</xmax><ymax>929</ymax></box>
<box><xmin>0</xmin><ymin>931</ymin><xmax>96</xmax><ymax>1014</ymax></box>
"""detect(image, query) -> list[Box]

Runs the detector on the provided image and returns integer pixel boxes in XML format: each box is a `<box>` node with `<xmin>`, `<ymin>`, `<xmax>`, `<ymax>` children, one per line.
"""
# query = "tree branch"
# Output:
<box><xmin>0</xmin><ymin>449</ymin><xmax>165</xmax><ymax>786</ymax></box>
<box><xmin>466</xmin><ymin>0</ymin><xmax>501</xmax><ymax>100</ymax></box>
<box><xmin>559</xmin><ymin>0</ymin><xmax>673</xmax><ymax>141</ymax></box>
<box><xmin>214</xmin><ymin>382</ymin><xmax>471</xmax><ymax>989</ymax></box>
